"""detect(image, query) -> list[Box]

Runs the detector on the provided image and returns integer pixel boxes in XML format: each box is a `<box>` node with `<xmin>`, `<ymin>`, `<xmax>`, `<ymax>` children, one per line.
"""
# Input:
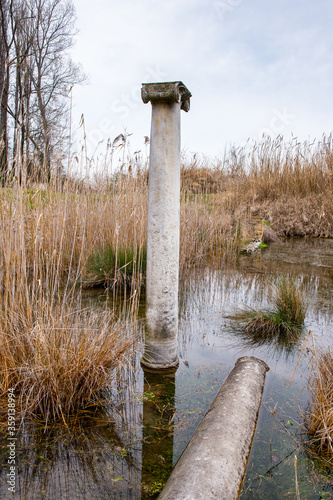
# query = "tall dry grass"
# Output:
<box><xmin>14</xmin><ymin>132</ymin><xmax>332</xmax><ymax>283</ymax></box>
<box><xmin>195</xmin><ymin>134</ymin><xmax>333</xmax><ymax>238</ymax></box>
<box><xmin>1</xmin><ymin>132</ymin><xmax>332</xmax><ymax>425</ymax></box>
<box><xmin>181</xmin><ymin>134</ymin><xmax>333</xmax><ymax>236</ymax></box>
<box><xmin>306</xmin><ymin>341</ymin><xmax>333</xmax><ymax>467</ymax></box>
<box><xmin>0</xmin><ymin>179</ymin><xmax>142</xmax><ymax>426</ymax></box>
<box><xmin>1</xmin><ymin>307</ymin><xmax>134</xmax><ymax>426</ymax></box>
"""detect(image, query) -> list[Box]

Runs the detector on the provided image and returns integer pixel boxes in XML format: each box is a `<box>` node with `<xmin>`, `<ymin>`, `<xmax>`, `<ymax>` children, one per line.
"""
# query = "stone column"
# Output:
<box><xmin>141</xmin><ymin>82</ymin><xmax>191</xmax><ymax>372</ymax></box>
<box><xmin>158</xmin><ymin>357</ymin><xmax>269</xmax><ymax>500</ymax></box>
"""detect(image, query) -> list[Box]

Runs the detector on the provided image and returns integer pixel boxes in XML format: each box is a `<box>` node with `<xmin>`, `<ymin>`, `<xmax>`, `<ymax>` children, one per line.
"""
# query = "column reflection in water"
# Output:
<box><xmin>141</xmin><ymin>372</ymin><xmax>176</xmax><ymax>499</ymax></box>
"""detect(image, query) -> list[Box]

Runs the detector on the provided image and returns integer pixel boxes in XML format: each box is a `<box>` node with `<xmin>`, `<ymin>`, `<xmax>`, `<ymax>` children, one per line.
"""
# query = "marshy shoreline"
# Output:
<box><xmin>0</xmin><ymin>134</ymin><xmax>333</xmax><ymax>497</ymax></box>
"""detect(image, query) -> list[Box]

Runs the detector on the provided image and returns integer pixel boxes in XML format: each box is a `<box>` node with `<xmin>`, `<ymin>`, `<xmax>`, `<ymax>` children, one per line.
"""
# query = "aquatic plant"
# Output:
<box><xmin>306</xmin><ymin>341</ymin><xmax>333</xmax><ymax>467</ymax></box>
<box><xmin>0</xmin><ymin>182</ymin><xmax>139</xmax><ymax>426</ymax></box>
<box><xmin>84</xmin><ymin>245</ymin><xmax>146</xmax><ymax>289</ymax></box>
<box><xmin>227</xmin><ymin>276</ymin><xmax>307</xmax><ymax>341</ymax></box>
<box><xmin>0</xmin><ymin>306</ymin><xmax>134</xmax><ymax>426</ymax></box>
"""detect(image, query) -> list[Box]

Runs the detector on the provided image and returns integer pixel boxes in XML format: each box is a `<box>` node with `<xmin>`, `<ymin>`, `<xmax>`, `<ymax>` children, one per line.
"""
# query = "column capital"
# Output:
<box><xmin>141</xmin><ymin>81</ymin><xmax>192</xmax><ymax>112</ymax></box>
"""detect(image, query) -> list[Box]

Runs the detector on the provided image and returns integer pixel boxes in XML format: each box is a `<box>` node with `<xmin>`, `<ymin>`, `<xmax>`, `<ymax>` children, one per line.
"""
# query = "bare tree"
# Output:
<box><xmin>28</xmin><ymin>0</ymin><xmax>84</xmax><ymax>181</ymax></box>
<box><xmin>11</xmin><ymin>0</ymin><xmax>34</xmax><ymax>182</ymax></box>
<box><xmin>0</xmin><ymin>0</ymin><xmax>84</xmax><ymax>183</ymax></box>
<box><xmin>0</xmin><ymin>0</ymin><xmax>11</xmax><ymax>181</ymax></box>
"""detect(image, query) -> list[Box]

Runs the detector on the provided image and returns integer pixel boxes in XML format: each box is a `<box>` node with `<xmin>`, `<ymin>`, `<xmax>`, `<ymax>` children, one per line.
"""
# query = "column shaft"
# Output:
<box><xmin>140</xmin><ymin>81</ymin><xmax>191</xmax><ymax>372</ymax></box>
<box><xmin>141</xmin><ymin>101</ymin><xmax>181</xmax><ymax>371</ymax></box>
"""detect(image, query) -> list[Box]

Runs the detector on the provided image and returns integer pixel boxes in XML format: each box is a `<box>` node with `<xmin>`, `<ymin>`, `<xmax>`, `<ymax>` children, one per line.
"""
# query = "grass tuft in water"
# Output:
<box><xmin>227</xmin><ymin>276</ymin><xmax>307</xmax><ymax>342</ymax></box>
<box><xmin>84</xmin><ymin>245</ymin><xmax>146</xmax><ymax>289</ymax></box>
<box><xmin>0</xmin><ymin>305</ymin><xmax>135</xmax><ymax>427</ymax></box>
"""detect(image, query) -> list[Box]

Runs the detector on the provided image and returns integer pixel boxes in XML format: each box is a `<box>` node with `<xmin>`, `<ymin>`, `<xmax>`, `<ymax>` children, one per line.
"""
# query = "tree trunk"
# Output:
<box><xmin>0</xmin><ymin>0</ymin><xmax>9</xmax><ymax>183</ymax></box>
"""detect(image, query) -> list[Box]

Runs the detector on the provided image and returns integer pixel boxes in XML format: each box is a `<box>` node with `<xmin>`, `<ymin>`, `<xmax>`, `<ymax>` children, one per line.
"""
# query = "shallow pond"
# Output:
<box><xmin>1</xmin><ymin>238</ymin><xmax>333</xmax><ymax>499</ymax></box>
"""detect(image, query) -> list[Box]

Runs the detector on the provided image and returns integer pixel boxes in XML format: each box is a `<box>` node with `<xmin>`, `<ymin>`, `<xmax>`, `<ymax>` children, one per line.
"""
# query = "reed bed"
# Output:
<box><xmin>0</xmin><ymin>181</ymin><xmax>142</xmax><ymax>425</ymax></box>
<box><xmin>4</xmin><ymin>132</ymin><xmax>330</xmax><ymax>289</ymax></box>
<box><xmin>0</xmin><ymin>132</ymin><xmax>332</xmax><ymax>425</ymax></box>
<box><xmin>180</xmin><ymin>134</ymin><xmax>333</xmax><ymax>238</ymax></box>
<box><xmin>306</xmin><ymin>343</ymin><xmax>333</xmax><ymax>467</ymax></box>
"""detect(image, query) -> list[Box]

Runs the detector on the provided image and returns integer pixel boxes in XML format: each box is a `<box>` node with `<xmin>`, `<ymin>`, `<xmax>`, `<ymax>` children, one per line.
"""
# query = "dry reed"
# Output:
<box><xmin>0</xmin><ymin>307</ymin><xmax>134</xmax><ymax>426</ymax></box>
<box><xmin>0</xmin><ymin>180</ymin><xmax>140</xmax><ymax>425</ymax></box>
<box><xmin>306</xmin><ymin>341</ymin><xmax>333</xmax><ymax>466</ymax></box>
<box><xmin>1</xmin><ymin>132</ymin><xmax>332</xmax><ymax>425</ymax></box>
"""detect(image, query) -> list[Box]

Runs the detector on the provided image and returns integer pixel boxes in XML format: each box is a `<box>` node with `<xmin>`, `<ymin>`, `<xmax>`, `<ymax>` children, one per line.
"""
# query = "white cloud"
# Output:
<box><xmin>70</xmin><ymin>0</ymin><xmax>333</xmax><ymax>157</ymax></box>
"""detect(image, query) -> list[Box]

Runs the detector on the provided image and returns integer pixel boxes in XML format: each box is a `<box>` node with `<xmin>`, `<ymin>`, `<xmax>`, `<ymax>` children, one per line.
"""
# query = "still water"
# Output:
<box><xmin>1</xmin><ymin>238</ymin><xmax>333</xmax><ymax>499</ymax></box>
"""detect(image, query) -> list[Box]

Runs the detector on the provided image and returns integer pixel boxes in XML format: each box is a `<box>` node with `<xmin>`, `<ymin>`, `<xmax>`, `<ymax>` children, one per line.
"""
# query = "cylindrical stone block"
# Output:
<box><xmin>142</xmin><ymin>100</ymin><xmax>181</xmax><ymax>371</ymax></box>
<box><xmin>158</xmin><ymin>356</ymin><xmax>270</xmax><ymax>499</ymax></box>
<box><xmin>141</xmin><ymin>82</ymin><xmax>191</xmax><ymax>372</ymax></box>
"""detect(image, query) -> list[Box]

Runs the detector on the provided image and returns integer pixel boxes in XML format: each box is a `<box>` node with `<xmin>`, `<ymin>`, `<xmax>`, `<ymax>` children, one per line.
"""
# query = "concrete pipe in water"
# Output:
<box><xmin>158</xmin><ymin>356</ymin><xmax>269</xmax><ymax>500</ymax></box>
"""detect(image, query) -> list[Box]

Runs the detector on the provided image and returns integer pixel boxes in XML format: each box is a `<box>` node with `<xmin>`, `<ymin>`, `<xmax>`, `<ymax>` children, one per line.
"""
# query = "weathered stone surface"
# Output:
<box><xmin>158</xmin><ymin>357</ymin><xmax>269</xmax><ymax>500</ymax></box>
<box><xmin>141</xmin><ymin>81</ymin><xmax>191</xmax><ymax>112</ymax></box>
<box><xmin>141</xmin><ymin>82</ymin><xmax>191</xmax><ymax>372</ymax></box>
<box><xmin>240</xmin><ymin>240</ymin><xmax>262</xmax><ymax>254</ymax></box>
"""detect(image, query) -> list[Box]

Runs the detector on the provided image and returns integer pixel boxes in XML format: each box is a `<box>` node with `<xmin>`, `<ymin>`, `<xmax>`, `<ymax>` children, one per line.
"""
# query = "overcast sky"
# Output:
<box><xmin>69</xmin><ymin>0</ymin><xmax>333</xmax><ymax>159</ymax></box>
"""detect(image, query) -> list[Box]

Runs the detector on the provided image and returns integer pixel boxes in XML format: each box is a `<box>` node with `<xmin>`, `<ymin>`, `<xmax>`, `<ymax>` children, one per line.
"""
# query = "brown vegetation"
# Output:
<box><xmin>180</xmin><ymin>134</ymin><xmax>333</xmax><ymax>238</ymax></box>
<box><xmin>226</xmin><ymin>276</ymin><xmax>307</xmax><ymax>348</ymax></box>
<box><xmin>306</xmin><ymin>342</ymin><xmax>333</xmax><ymax>467</ymax></box>
<box><xmin>0</xmin><ymin>132</ymin><xmax>332</xmax><ymax>425</ymax></box>
<box><xmin>0</xmin><ymin>181</ymin><xmax>141</xmax><ymax>425</ymax></box>
<box><xmin>1</xmin><ymin>307</ymin><xmax>134</xmax><ymax>426</ymax></box>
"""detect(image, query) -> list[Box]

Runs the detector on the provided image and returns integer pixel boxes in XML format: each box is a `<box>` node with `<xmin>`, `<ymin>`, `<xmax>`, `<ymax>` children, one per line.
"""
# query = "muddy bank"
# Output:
<box><xmin>248</xmin><ymin>195</ymin><xmax>333</xmax><ymax>238</ymax></box>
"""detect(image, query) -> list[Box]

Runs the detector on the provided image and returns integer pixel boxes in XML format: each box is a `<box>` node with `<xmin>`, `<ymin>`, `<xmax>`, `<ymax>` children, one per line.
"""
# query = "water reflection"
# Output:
<box><xmin>1</xmin><ymin>412</ymin><xmax>141</xmax><ymax>499</ymax></box>
<box><xmin>141</xmin><ymin>372</ymin><xmax>175</xmax><ymax>499</ymax></box>
<box><xmin>0</xmin><ymin>357</ymin><xmax>145</xmax><ymax>500</ymax></box>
